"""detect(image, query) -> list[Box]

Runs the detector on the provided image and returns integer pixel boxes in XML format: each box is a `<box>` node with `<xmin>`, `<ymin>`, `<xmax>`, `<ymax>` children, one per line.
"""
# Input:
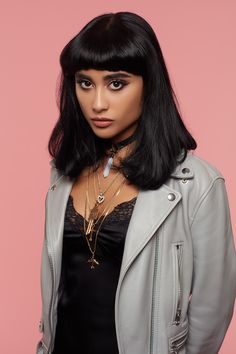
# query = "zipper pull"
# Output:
<box><xmin>174</xmin><ymin>307</ymin><xmax>181</xmax><ymax>325</ymax></box>
<box><xmin>49</xmin><ymin>183</ymin><xmax>56</xmax><ymax>191</ymax></box>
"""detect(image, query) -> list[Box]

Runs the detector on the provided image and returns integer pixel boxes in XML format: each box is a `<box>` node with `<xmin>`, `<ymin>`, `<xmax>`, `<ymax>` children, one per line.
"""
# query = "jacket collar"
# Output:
<box><xmin>170</xmin><ymin>164</ymin><xmax>194</xmax><ymax>179</ymax></box>
<box><xmin>170</xmin><ymin>150</ymin><xmax>194</xmax><ymax>179</ymax></box>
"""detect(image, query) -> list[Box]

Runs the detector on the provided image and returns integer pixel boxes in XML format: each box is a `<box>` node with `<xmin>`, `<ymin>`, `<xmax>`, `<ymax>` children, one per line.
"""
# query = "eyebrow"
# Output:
<box><xmin>75</xmin><ymin>72</ymin><xmax>132</xmax><ymax>81</ymax></box>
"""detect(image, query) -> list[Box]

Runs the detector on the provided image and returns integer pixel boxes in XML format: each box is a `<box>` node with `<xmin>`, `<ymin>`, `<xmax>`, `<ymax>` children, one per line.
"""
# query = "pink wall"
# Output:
<box><xmin>1</xmin><ymin>1</ymin><xmax>235</xmax><ymax>353</ymax></box>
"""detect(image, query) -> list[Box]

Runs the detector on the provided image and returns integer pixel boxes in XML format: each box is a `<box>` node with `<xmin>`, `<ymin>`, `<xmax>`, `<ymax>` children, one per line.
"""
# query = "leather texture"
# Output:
<box><xmin>36</xmin><ymin>152</ymin><xmax>236</xmax><ymax>354</ymax></box>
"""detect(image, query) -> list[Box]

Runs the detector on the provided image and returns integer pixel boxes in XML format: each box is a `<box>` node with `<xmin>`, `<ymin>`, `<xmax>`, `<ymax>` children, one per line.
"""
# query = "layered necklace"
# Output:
<box><xmin>83</xmin><ymin>132</ymin><xmax>137</xmax><ymax>269</ymax></box>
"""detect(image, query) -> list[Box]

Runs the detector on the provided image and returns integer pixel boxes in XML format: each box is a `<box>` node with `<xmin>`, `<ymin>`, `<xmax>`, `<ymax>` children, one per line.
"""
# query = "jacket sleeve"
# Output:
<box><xmin>186</xmin><ymin>177</ymin><xmax>236</xmax><ymax>354</ymax></box>
<box><xmin>36</xmin><ymin>161</ymin><xmax>58</xmax><ymax>354</ymax></box>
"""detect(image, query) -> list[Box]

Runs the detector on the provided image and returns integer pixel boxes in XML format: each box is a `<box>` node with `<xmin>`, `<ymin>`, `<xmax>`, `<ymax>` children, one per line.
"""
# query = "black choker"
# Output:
<box><xmin>112</xmin><ymin>133</ymin><xmax>137</xmax><ymax>151</ymax></box>
<box><xmin>103</xmin><ymin>133</ymin><xmax>137</xmax><ymax>177</ymax></box>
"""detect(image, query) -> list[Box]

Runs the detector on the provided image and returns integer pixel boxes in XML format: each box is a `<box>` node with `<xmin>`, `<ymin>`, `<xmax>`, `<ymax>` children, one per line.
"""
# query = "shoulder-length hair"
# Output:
<box><xmin>48</xmin><ymin>11</ymin><xmax>197</xmax><ymax>190</ymax></box>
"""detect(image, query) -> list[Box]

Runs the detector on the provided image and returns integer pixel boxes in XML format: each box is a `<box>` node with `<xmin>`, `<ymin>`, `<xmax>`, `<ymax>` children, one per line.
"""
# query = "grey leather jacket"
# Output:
<box><xmin>36</xmin><ymin>152</ymin><xmax>236</xmax><ymax>354</ymax></box>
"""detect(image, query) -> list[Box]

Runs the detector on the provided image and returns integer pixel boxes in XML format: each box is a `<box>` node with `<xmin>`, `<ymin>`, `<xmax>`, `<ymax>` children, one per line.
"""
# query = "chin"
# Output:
<box><xmin>90</xmin><ymin>124</ymin><xmax>137</xmax><ymax>142</ymax></box>
<box><xmin>90</xmin><ymin>127</ymin><xmax>119</xmax><ymax>140</ymax></box>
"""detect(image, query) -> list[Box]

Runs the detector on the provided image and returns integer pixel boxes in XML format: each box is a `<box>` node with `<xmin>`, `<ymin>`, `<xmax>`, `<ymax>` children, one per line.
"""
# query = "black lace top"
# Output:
<box><xmin>52</xmin><ymin>194</ymin><xmax>137</xmax><ymax>354</ymax></box>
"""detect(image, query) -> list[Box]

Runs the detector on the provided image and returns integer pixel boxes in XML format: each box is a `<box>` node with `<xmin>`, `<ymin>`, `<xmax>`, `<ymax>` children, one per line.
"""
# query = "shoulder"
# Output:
<box><xmin>185</xmin><ymin>152</ymin><xmax>224</xmax><ymax>178</ymax></box>
<box><xmin>171</xmin><ymin>151</ymin><xmax>225</xmax><ymax>185</ymax></box>
<box><xmin>49</xmin><ymin>158</ymin><xmax>55</xmax><ymax>167</ymax></box>
<box><xmin>168</xmin><ymin>151</ymin><xmax>226</xmax><ymax>212</ymax></box>
<box><xmin>48</xmin><ymin>158</ymin><xmax>65</xmax><ymax>188</ymax></box>
<box><xmin>168</xmin><ymin>152</ymin><xmax>229</xmax><ymax>222</ymax></box>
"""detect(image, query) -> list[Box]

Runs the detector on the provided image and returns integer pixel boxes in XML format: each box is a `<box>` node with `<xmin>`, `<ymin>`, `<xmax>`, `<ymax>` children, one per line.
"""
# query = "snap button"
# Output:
<box><xmin>182</xmin><ymin>167</ymin><xmax>190</xmax><ymax>174</ymax></box>
<box><xmin>168</xmin><ymin>193</ymin><xmax>176</xmax><ymax>201</ymax></box>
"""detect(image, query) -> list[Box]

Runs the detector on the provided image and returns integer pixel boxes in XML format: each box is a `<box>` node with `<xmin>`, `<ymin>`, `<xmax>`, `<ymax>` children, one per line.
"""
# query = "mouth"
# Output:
<box><xmin>91</xmin><ymin>117</ymin><xmax>114</xmax><ymax>128</ymax></box>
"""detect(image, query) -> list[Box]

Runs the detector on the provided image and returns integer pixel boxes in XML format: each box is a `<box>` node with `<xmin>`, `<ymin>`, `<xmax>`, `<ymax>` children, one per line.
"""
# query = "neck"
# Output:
<box><xmin>100</xmin><ymin>132</ymin><xmax>138</xmax><ymax>177</ymax></box>
<box><xmin>112</xmin><ymin>131</ymin><xmax>137</xmax><ymax>150</ymax></box>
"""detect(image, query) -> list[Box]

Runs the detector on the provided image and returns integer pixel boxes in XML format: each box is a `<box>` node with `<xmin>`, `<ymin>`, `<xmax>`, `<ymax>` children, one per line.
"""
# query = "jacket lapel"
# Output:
<box><xmin>119</xmin><ymin>185</ymin><xmax>182</xmax><ymax>278</ymax></box>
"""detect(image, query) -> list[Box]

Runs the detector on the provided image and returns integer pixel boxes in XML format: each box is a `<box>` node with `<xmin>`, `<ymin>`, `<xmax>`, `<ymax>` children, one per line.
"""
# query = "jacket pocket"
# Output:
<box><xmin>172</xmin><ymin>242</ymin><xmax>183</xmax><ymax>325</ymax></box>
<box><xmin>169</xmin><ymin>326</ymin><xmax>189</xmax><ymax>353</ymax></box>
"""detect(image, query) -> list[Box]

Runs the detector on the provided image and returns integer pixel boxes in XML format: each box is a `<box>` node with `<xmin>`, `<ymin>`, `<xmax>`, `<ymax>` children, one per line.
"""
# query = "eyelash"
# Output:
<box><xmin>76</xmin><ymin>79</ymin><xmax>127</xmax><ymax>91</ymax></box>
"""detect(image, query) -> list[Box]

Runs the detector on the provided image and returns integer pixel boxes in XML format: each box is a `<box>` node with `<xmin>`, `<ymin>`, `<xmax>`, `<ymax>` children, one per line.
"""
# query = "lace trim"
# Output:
<box><xmin>65</xmin><ymin>195</ymin><xmax>137</xmax><ymax>233</ymax></box>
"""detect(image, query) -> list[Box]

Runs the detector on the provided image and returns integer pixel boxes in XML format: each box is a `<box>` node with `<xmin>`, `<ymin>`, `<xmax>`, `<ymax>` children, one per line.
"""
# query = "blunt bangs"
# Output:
<box><xmin>60</xmin><ymin>14</ymin><xmax>148</xmax><ymax>77</ymax></box>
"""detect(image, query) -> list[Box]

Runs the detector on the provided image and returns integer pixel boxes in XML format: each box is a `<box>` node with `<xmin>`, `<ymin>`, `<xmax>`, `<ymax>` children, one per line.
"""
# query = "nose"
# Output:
<box><xmin>92</xmin><ymin>88</ymin><xmax>109</xmax><ymax>112</ymax></box>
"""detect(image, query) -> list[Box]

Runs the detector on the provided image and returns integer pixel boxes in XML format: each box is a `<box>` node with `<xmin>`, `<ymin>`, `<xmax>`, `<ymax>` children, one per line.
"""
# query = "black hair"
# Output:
<box><xmin>48</xmin><ymin>11</ymin><xmax>197</xmax><ymax>190</ymax></box>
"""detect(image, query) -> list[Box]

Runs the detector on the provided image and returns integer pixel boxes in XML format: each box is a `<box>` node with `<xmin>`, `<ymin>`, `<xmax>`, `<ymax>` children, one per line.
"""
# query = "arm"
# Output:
<box><xmin>186</xmin><ymin>177</ymin><xmax>236</xmax><ymax>354</ymax></box>
<box><xmin>36</xmin><ymin>162</ymin><xmax>58</xmax><ymax>354</ymax></box>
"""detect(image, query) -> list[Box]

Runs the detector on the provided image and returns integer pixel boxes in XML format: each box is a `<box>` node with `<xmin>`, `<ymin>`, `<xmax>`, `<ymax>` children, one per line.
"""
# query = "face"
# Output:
<box><xmin>75</xmin><ymin>69</ymin><xmax>143</xmax><ymax>143</ymax></box>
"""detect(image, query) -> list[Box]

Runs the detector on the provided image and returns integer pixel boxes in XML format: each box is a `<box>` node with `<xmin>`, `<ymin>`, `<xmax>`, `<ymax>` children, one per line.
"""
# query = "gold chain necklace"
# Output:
<box><xmin>83</xmin><ymin>167</ymin><xmax>126</xmax><ymax>269</ymax></box>
<box><xmin>85</xmin><ymin>168</ymin><xmax>122</xmax><ymax>235</ymax></box>
<box><xmin>95</xmin><ymin>168</ymin><xmax>121</xmax><ymax>204</ymax></box>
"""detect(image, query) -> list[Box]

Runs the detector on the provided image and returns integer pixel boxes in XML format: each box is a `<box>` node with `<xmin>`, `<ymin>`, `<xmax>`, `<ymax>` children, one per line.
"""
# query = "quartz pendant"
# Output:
<box><xmin>103</xmin><ymin>156</ymin><xmax>113</xmax><ymax>177</ymax></box>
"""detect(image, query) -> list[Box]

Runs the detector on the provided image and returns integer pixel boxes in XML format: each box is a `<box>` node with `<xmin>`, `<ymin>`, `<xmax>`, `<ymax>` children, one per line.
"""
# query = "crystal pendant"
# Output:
<box><xmin>103</xmin><ymin>156</ymin><xmax>113</xmax><ymax>177</ymax></box>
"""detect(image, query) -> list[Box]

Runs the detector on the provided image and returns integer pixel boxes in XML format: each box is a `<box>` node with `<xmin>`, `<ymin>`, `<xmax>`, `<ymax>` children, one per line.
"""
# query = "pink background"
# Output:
<box><xmin>0</xmin><ymin>1</ymin><xmax>235</xmax><ymax>353</ymax></box>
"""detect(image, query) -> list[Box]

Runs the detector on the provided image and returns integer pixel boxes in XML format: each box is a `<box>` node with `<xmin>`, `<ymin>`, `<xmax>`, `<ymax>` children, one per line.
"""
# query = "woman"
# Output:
<box><xmin>36</xmin><ymin>11</ymin><xmax>236</xmax><ymax>354</ymax></box>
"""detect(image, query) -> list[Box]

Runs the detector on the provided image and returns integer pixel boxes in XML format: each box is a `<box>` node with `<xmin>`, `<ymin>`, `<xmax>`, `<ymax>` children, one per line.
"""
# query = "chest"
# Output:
<box><xmin>70</xmin><ymin>168</ymin><xmax>139</xmax><ymax>220</ymax></box>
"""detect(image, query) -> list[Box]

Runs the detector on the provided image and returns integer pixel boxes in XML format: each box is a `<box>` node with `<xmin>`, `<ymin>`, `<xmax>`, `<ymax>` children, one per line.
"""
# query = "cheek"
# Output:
<box><xmin>76</xmin><ymin>92</ymin><xmax>90</xmax><ymax>115</ymax></box>
<box><xmin>118</xmin><ymin>90</ymin><xmax>143</xmax><ymax>118</ymax></box>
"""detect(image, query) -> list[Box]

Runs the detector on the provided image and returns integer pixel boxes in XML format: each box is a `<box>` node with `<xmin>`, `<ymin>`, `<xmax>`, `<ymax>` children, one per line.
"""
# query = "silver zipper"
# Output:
<box><xmin>150</xmin><ymin>235</ymin><xmax>160</xmax><ymax>354</ymax></box>
<box><xmin>169</xmin><ymin>326</ymin><xmax>188</xmax><ymax>353</ymax></box>
<box><xmin>49</xmin><ymin>175</ymin><xmax>64</xmax><ymax>191</ymax></box>
<box><xmin>173</xmin><ymin>243</ymin><xmax>183</xmax><ymax>326</ymax></box>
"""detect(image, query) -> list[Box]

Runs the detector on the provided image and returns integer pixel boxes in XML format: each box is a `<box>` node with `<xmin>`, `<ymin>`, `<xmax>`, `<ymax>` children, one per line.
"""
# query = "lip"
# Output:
<box><xmin>91</xmin><ymin>117</ymin><xmax>113</xmax><ymax>121</ymax></box>
<box><xmin>91</xmin><ymin>117</ymin><xmax>114</xmax><ymax>128</ymax></box>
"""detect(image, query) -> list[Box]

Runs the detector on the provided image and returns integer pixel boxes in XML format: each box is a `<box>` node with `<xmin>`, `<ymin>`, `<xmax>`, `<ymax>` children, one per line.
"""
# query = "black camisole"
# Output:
<box><xmin>52</xmin><ymin>194</ymin><xmax>137</xmax><ymax>354</ymax></box>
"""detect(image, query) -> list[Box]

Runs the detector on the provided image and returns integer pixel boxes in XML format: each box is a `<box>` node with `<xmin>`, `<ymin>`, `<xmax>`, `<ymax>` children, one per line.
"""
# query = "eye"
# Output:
<box><xmin>75</xmin><ymin>78</ymin><xmax>127</xmax><ymax>91</ymax></box>
<box><xmin>109</xmin><ymin>80</ymin><xmax>127</xmax><ymax>90</ymax></box>
<box><xmin>76</xmin><ymin>79</ymin><xmax>92</xmax><ymax>89</ymax></box>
